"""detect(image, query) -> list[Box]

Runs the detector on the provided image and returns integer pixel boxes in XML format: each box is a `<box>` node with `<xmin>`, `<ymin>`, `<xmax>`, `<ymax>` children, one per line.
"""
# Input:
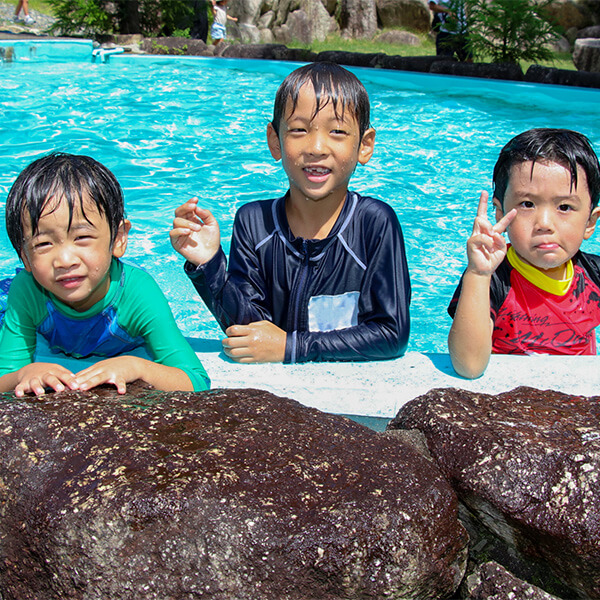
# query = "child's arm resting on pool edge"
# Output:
<box><xmin>448</xmin><ymin>192</ymin><xmax>516</xmax><ymax>379</ymax></box>
<box><xmin>179</xmin><ymin>199</ymin><xmax>410</xmax><ymax>363</ymax></box>
<box><xmin>0</xmin><ymin>359</ymin><xmax>196</xmax><ymax>396</ymax></box>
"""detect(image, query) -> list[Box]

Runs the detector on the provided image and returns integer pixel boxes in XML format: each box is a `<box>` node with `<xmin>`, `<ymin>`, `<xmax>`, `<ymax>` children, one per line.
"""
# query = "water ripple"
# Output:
<box><xmin>1</xmin><ymin>59</ymin><xmax>600</xmax><ymax>352</ymax></box>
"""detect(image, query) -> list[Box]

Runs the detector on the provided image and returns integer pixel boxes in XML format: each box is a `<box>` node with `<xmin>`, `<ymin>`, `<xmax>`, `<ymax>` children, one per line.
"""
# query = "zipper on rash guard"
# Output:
<box><xmin>288</xmin><ymin>239</ymin><xmax>311</xmax><ymax>337</ymax></box>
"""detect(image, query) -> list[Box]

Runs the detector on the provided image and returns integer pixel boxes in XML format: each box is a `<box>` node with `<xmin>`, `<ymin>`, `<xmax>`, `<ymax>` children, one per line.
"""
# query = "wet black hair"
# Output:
<box><xmin>5</xmin><ymin>152</ymin><xmax>125</xmax><ymax>259</ymax></box>
<box><xmin>271</xmin><ymin>62</ymin><xmax>371</xmax><ymax>139</ymax></box>
<box><xmin>493</xmin><ymin>128</ymin><xmax>600</xmax><ymax>210</ymax></box>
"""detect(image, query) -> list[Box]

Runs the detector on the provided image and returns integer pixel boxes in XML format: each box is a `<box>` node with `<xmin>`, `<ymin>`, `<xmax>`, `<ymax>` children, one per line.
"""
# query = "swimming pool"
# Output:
<box><xmin>2</xmin><ymin>54</ymin><xmax>600</xmax><ymax>353</ymax></box>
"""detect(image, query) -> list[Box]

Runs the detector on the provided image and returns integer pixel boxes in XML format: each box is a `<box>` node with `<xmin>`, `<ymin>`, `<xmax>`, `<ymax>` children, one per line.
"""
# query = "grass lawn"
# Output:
<box><xmin>29</xmin><ymin>0</ymin><xmax>54</xmax><ymax>15</ymax></box>
<box><xmin>288</xmin><ymin>30</ymin><xmax>576</xmax><ymax>71</ymax></box>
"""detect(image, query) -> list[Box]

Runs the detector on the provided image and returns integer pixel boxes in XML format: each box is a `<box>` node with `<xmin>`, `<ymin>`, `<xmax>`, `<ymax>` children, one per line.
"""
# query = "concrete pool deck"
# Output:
<box><xmin>187</xmin><ymin>339</ymin><xmax>600</xmax><ymax>418</ymax></box>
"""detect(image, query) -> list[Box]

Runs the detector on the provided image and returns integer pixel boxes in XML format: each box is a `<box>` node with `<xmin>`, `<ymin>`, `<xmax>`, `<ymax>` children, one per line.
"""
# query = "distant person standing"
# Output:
<box><xmin>428</xmin><ymin>0</ymin><xmax>444</xmax><ymax>37</ymax></box>
<box><xmin>210</xmin><ymin>0</ymin><xmax>237</xmax><ymax>45</ymax></box>
<box><xmin>13</xmin><ymin>0</ymin><xmax>34</xmax><ymax>25</ymax></box>
<box><xmin>429</xmin><ymin>0</ymin><xmax>471</xmax><ymax>62</ymax></box>
<box><xmin>190</xmin><ymin>0</ymin><xmax>209</xmax><ymax>43</ymax></box>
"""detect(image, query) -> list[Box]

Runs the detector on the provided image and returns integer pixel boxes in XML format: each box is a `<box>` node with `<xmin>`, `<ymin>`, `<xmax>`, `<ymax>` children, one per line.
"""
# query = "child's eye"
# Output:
<box><xmin>519</xmin><ymin>200</ymin><xmax>535</xmax><ymax>209</ymax></box>
<box><xmin>32</xmin><ymin>241</ymin><xmax>51</xmax><ymax>251</ymax></box>
<box><xmin>331</xmin><ymin>129</ymin><xmax>348</xmax><ymax>136</ymax></box>
<box><xmin>558</xmin><ymin>204</ymin><xmax>573</xmax><ymax>212</ymax></box>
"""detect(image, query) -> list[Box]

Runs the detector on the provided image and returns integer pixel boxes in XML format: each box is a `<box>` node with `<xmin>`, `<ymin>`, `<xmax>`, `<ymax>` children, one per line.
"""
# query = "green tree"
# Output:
<box><xmin>48</xmin><ymin>0</ymin><xmax>201</xmax><ymax>37</ymax></box>
<box><xmin>48</xmin><ymin>0</ymin><xmax>114</xmax><ymax>37</ymax></box>
<box><xmin>466</xmin><ymin>0</ymin><xmax>561</xmax><ymax>64</ymax></box>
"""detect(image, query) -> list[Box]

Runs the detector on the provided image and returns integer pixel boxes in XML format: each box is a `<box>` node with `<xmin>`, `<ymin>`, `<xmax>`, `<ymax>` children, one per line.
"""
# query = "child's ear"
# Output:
<box><xmin>492</xmin><ymin>197</ymin><xmax>504</xmax><ymax>222</ymax></box>
<box><xmin>358</xmin><ymin>128</ymin><xmax>376</xmax><ymax>165</ymax></box>
<box><xmin>20</xmin><ymin>252</ymin><xmax>32</xmax><ymax>273</ymax></box>
<box><xmin>111</xmin><ymin>219</ymin><xmax>131</xmax><ymax>258</ymax></box>
<box><xmin>584</xmin><ymin>206</ymin><xmax>600</xmax><ymax>240</ymax></box>
<box><xmin>266</xmin><ymin>122</ymin><xmax>282</xmax><ymax>161</ymax></box>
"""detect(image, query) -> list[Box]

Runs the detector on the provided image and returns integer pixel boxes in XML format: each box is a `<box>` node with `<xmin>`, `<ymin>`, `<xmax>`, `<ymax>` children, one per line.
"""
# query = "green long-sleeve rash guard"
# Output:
<box><xmin>0</xmin><ymin>259</ymin><xmax>210</xmax><ymax>391</ymax></box>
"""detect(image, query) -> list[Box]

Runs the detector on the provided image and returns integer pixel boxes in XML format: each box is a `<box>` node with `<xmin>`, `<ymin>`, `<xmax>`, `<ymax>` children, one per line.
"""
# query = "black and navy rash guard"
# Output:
<box><xmin>185</xmin><ymin>191</ymin><xmax>411</xmax><ymax>363</ymax></box>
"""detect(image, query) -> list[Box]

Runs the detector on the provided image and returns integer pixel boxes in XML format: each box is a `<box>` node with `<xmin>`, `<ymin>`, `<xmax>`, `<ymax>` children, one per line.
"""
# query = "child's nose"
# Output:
<box><xmin>308</xmin><ymin>130</ymin><xmax>327</xmax><ymax>155</ymax></box>
<box><xmin>54</xmin><ymin>245</ymin><xmax>79</xmax><ymax>268</ymax></box>
<box><xmin>535</xmin><ymin>207</ymin><xmax>554</xmax><ymax>230</ymax></box>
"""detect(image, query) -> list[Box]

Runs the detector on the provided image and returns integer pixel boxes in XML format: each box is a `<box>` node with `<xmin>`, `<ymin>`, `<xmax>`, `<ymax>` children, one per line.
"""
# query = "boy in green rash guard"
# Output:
<box><xmin>0</xmin><ymin>153</ymin><xmax>210</xmax><ymax>397</ymax></box>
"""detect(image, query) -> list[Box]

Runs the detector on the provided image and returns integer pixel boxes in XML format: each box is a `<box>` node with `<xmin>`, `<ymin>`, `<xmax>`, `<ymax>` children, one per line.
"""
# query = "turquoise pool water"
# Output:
<box><xmin>1</xmin><ymin>55</ymin><xmax>600</xmax><ymax>353</ymax></box>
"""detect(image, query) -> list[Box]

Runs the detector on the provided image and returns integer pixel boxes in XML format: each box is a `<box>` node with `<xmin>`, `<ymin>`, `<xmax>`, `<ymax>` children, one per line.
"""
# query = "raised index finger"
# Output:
<box><xmin>476</xmin><ymin>191</ymin><xmax>489</xmax><ymax>219</ymax></box>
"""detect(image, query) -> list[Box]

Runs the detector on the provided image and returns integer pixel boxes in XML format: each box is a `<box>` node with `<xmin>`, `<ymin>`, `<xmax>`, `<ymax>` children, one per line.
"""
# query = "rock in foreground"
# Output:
<box><xmin>463</xmin><ymin>561</ymin><xmax>562</xmax><ymax>600</ymax></box>
<box><xmin>0</xmin><ymin>386</ymin><xmax>467</xmax><ymax>600</ymax></box>
<box><xmin>389</xmin><ymin>386</ymin><xmax>600</xmax><ymax>599</ymax></box>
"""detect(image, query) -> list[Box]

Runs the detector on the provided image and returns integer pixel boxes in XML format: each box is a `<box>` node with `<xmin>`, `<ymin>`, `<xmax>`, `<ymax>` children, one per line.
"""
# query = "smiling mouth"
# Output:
<box><xmin>304</xmin><ymin>166</ymin><xmax>331</xmax><ymax>175</ymax></box>
<box><xmin>303</xmin><ymin>166</ymin><xmax>331</xmax><ymax>183</ymax></box>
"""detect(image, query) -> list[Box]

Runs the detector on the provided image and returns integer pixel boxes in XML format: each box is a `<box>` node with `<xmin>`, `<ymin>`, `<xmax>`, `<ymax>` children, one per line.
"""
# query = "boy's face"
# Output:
<box><xmin>20</xmin><ymin>196</ymin><xmax>129</xmax><ymax>312</ymax></box>
<box><xmin>494</xmin><ymin>159</ymin><xmax>600</xmax><ymax>280</ymax></box>
<box><xmin>266</xmin><ymin>83</ymin><xmax>375</xmax><ymax>206</ymax></box>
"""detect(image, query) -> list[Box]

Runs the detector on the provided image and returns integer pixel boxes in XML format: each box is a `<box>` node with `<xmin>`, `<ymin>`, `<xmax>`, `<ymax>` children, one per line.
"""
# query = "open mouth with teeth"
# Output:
<box><xmin>304</xmin><ymin>166</ymin><xmax>331</xmax><ymax>181</ymax></box>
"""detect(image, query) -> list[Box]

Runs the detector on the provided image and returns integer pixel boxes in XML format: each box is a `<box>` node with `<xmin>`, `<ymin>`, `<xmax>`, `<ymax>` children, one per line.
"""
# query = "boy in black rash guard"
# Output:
<box><xmin>170</xmin><ymin>62</ymin><xmax>411</xmax><ymax>364</ymax></box>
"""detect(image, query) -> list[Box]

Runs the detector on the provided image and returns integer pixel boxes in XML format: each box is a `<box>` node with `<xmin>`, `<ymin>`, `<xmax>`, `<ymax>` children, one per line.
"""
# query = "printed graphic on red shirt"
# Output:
<box><xmin>492</xmin><ymin>266</ymin><xmax>600</xmax><ymax>355</ymax></box>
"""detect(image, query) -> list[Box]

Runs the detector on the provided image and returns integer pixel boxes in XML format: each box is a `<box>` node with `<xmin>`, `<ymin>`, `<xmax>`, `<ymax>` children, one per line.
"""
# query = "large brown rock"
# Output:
<box><xmin>339</xmin><ymin>0</ymin><xmax>378</xmax><ymax>38</ymax></box>
<box><xmin>376</xmin><ymin>0</ymin><xmax>430</xmax><ymax>32</ymax></box>
<box><xmin>388</xmin><ymin>386</ymin><xmax>600</xmax><ymax>599</ymax></box>
<box><xmin>0</xmin><ymin>385</ymin><xmax>468</xmax><ymax>600</ymax></box>
<box><xmin>463</xmin><ymin>561</ymin><xmax>562</xmax><ymax>600</ymax></box>
<box><xmin>545</xmin><ymin>0</ymin><xmax>592</xmax><ymax>30</ymax></box>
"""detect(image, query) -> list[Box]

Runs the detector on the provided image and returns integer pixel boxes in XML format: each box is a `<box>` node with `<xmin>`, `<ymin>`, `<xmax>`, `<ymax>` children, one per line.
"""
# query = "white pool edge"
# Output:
<box><xmin>189</xmin><ymin>343</ymin><xmax>600</xmax><ymax>418</ymax></box>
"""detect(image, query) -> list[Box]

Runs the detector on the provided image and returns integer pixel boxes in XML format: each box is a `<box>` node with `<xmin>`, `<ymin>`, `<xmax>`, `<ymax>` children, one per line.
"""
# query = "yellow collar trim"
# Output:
<box><xmin>507</xmin><ymin>246</ymin><xmax>573</xmax><ymax>296</ymax></box>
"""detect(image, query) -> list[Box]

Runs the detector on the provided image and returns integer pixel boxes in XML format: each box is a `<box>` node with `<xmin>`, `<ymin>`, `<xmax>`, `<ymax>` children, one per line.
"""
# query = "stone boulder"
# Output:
<box><xmin>0</xmin><ymin>385</ymin><xmax>468</xmax><ymax>600</ymax></box>
<box><xmin>378</xmin><ymin>53</ymin><xmax>448</xmax><ymax>71</ymax></box>
<box><xmin>376</xmin><ymin>0</ymin><xmax>430</xmax><ymax>32</ymax></box>
<box><xmin>576</xmin><ymin>24</ymin><xmax>600</xmax><ymax>39</ymax></box>
<box><xmin>545</xmin><ymin>0</ymin><xmax>592</xmax><ymax>30</ymax></box>
<box><xmin>376</xmin><ymin>29</ymin><xmax>421</xmax><ymax>45</ymax></box>
<box><xmin>140</xmin><ymin>36</ymin><xmax>213</xmax><ymax>56</ymax></box>
<box><xmin>272</xmin><ymin>0</ymin><xmax>296</xmax><ymax>26</ymax></box>
<box><xmin>321</xmin><ymin>0</ymin><xmax>338</xmax><ymax>14</ymax></box>
<box><xmin>339</xmin><ymin>0</ymin><xmax>378</xmax><ymax>38</ymax></box>
<box><xmin>268</xmin><ymin>0</ymin><xmax>336</xmax><ymax>43</ymax></box>
<box><xmin>463</xmin><ymin>562</ymin><xmax>562</xmax><ymax>600</ymax></box>
<box><xmin>525</xmin><ymin>63</ymin><xmax>600</xmax><ymax>88</ymax></box>
<box><xmin>287</xmin><ymin>0</ymin><xmax>337</xmax><ymax>43</ymax></box>
<box><xmin>388</xmin><ymin>386</ymin><xmax>600</xmax><ymax>598</ymax></box>
<box><xmin>230</xmin><ymin>0</ymin><xmax>264</xmax><ymax>25</ymax></box>
<box><xmin>573</xmin><ymin>37</ymin><xmax>600</xmax><ymax>71</ymax></box>
<box><xmin>429</xmin><ymin>60</ymin><xmax>523</xmax><ymax>80</ymax></box>
<box><xmin>316</xmin><ymin>49</ymin><xmax>386</xmax><ymax>67</ymax></box>
<box><xmin>221</xmin><ymin>42</ymin><xmax>317</xmax><ymax>61</ymax></box>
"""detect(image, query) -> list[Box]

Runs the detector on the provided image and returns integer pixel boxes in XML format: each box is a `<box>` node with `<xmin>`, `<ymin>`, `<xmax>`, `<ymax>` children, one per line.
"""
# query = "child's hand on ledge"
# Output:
<box><xmin>222</xmin><ymin>321</ymin><xmax>286</xmax><ymax>363</ymax></box>
<box><xmin>75</xmin><ymin>356</ymin><xmax>145</xmax><ymax>394</ymax></box>
<box><xmin>170</xmin><ymin>197</ymin><xmax>221</xmax><ymax>267</ymax></box>
<box><xmin>13</xmin><ymin>363</ymin><xmax>80</xmax><ymax>397</ymax></box>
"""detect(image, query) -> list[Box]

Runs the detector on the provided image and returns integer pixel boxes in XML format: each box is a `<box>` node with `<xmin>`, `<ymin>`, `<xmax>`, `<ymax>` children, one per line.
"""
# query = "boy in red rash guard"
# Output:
<box><xmin>448</xmin><ymin>128</ymin><xmax>600</xmax><ymax>378</ymax></box>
